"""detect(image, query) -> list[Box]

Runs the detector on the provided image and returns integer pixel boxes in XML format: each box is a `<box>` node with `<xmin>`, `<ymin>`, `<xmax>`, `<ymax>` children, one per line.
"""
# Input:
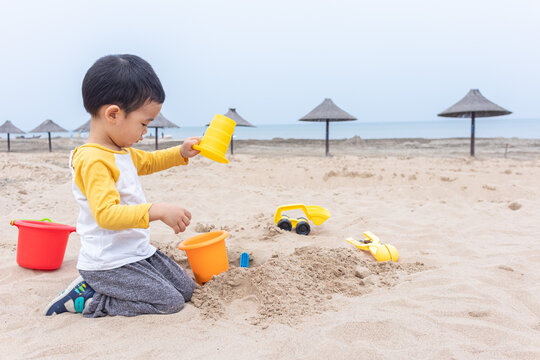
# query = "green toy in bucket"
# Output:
<box><xmin>10</xmin><ymin>218</ymin><xmax>76</xmax><ymax>270</ymax></box>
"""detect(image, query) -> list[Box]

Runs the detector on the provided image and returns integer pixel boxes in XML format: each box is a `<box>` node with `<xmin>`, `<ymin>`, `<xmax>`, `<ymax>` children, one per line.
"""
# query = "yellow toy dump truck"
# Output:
<box><xmin>273</xmin><ymin>204</ymin><xmax>330</xmax><ymax>235</ymax></box>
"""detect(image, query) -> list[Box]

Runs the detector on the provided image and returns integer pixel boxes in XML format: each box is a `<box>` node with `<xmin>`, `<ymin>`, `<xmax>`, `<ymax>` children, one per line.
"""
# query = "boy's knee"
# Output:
<box><xmin>157</xmin><ymin>292</ymin><xmax>185</xmax><ymax>314</ymax></box>
<box><xmin>182</xmin><ymin>280</ymin><xmax>196</xmax><ymax>302</ymax></box>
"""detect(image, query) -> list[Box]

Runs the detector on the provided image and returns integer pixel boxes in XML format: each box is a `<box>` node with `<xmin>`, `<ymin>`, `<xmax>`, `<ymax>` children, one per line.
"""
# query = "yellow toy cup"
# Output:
<box><xmin>193</xmin><ymin>114</ymin><xmax>236</xmax><ymax>164</ymax></box>
<box><xmin>178</xmin><ymin>230</ymin><xmax>230</xmax><ymax>285</ymax></box>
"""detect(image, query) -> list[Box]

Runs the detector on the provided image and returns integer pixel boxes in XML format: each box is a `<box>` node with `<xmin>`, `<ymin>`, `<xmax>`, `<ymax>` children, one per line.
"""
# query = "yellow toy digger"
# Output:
<box><xmin>346</xmin><ymin>231</ymin><xmax>399</xmax><ymax>262</ymax></box>
<box><xmin>274</xmin><ymin>204</ymin><xmax>330</xmax><ymax>235</ymax></box>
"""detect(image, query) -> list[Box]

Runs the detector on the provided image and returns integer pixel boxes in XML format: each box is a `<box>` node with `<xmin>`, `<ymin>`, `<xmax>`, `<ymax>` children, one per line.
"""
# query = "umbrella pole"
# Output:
<box><xmin>230</xmin><ymin>137</ymin><xmax>234</xmax><ymax>155</ymax></box>
<box><xmin>325</xmin><ymin>120</ymin><xmax>329</xmax><ymax>157</ymax></box>
<box><xmin>155</xmin><ymin>128</ymin><xmax>158</xmax><ymax>150</ymax></box>
<box><xmin>7</xmin><ymin>133</ymin><xmax>10</xmax><ymax>152</ymax></box>
<box><xmin>470</xmin><ymin>112</ymin><xmax>475</xmax><ymax>157</ymax></box>
<box><xmin>48</xmin><ymin>132</ymin><xmax>52</xmax><ymax>152</ymax></box>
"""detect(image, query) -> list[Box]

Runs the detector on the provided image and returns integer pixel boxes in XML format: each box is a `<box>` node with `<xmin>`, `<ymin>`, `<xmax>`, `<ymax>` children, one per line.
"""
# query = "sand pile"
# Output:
<box><xmin>191</xmin><ymin>247</ymin><xmax>425</xmax><ymax>325</ymax></box>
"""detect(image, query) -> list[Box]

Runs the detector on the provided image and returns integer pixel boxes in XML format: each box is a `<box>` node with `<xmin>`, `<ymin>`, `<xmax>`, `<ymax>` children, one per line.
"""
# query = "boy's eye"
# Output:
<box><xmin>142</xmin><ymin>123</ymin><xmax>147</xmax><ymax>127</ymax></box>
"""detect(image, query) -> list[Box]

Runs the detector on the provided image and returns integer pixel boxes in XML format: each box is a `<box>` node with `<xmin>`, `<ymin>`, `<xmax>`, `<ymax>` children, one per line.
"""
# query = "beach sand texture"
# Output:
<box><xmin>1</xmin><ymin>138</ymin><xmax>539</xmax><ymax>359</ymax></box>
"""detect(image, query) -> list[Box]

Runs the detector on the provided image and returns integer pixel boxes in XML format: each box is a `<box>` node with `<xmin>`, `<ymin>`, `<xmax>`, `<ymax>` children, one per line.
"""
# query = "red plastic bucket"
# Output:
<box><xmin>10</xmin><ymin>219</ymin><xmax>76</xmax><ymax>270</ymax></box>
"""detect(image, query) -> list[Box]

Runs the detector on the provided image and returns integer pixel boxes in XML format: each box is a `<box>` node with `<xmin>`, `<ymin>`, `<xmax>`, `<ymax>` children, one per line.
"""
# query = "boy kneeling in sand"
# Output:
<box><xmin>45</xmin><ymin>54</ymin><xmax>199</xmax><ymax>317</ymax></box>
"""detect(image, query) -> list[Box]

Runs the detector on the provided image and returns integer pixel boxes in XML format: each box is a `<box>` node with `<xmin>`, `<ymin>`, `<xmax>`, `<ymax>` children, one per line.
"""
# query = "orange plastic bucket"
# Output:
<box><xmin>178</xmin><ymin>230</ymin><xmax>229</xmax><ymax>285</ymax></box>
<box><xmin>10</xmin><ymin>219</ymin><xmax>76</xmax><ymax>270</ymax></box>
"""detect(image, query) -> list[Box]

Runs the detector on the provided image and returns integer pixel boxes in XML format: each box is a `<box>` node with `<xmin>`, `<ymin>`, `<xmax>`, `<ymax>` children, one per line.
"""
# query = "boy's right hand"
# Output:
<box><xmin>149</xmin><ymin>203</ymin><xmax>191</xmax><ymax>234</ymax></box>
<box><xmin>181</xmin><ymin>136</ymin><xmax>201</xmax><ymax>158</ymax></box>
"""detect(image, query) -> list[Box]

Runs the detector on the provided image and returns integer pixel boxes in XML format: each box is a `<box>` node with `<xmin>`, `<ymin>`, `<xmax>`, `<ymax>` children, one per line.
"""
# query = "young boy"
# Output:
<box><xmin>45</xmin><ymin>54</ymin><xmax>199</xmax><ymax>317</ymax></box>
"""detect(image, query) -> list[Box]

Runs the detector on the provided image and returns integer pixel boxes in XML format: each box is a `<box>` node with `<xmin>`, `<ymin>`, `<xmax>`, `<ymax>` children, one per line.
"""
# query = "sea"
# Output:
<box><xmin>12</xmin><ymin>118</ymin><xmax>539</xmax><ymax>140</ymax></box>
<box><xmin>151</xmin><ymin>118</ymin><xmax>540</xmax><ymax>140</ymax></box>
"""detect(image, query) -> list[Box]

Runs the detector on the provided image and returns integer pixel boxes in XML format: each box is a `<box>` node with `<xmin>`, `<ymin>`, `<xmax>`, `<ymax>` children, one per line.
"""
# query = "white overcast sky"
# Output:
<box><xmin>0</xmin><ymin>0</ymin><xmax>539</xmax><ymax>129</ymax></box>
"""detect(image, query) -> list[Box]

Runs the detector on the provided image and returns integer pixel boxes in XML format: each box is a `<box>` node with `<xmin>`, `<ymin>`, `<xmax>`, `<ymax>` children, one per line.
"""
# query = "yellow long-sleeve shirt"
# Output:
<box><xmin>70</xmin><ymin>143</ymin><xmax>188</xmax><ymax>270</ymax></box>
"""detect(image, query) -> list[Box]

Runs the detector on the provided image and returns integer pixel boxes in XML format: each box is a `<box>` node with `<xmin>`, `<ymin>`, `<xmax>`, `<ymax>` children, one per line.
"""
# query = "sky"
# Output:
<box><xmin>0</xmin><ymin>0</ymin><xmax>539</xmax><ymax>130</ymax></box>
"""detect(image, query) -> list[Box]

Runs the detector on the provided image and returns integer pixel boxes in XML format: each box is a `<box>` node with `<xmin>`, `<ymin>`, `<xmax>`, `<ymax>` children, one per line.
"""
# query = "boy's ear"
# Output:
<box><xmin>104</xmin><ymin>105</ymin><xmax>122</xmax><ymax>124</ymax></box>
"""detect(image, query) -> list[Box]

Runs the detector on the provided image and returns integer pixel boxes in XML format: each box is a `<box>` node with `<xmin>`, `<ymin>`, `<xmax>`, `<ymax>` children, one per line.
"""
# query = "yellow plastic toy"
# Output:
<box><xmin>346</xmin><ymin>231</ymin><xmax>399</xmax><ymax>262</ymax></box>
<box><xmin>193</xmin><ymin>114</ymin><xmax>236</xmax><ymax>164</ymax></box>
<box><xmin>274</xmin><ymin>204</ymin><xmax>330</xmax><ymax>235</ymax></box>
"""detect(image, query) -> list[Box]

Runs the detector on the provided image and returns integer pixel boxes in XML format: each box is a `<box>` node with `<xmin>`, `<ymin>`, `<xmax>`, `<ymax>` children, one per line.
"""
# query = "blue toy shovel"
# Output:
<box><xmin>240</xmin><ymin>252</ymin><xmax>249</xmax><ymax>268</ymax></box>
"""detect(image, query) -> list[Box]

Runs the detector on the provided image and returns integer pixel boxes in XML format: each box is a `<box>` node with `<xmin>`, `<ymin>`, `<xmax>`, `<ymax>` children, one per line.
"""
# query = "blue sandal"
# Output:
<box><xmin>44</xmin><ymin>276</ymin><xmax>95</xmax><ymax>316</ymax></box>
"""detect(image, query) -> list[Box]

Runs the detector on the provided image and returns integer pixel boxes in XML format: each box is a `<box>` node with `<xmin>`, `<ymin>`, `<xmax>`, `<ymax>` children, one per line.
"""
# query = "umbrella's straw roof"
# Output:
<box><xmin>74</xmin><ymin>119</ymin><xmax>91</xmax><ymax>133</ymax></box>
<box><xmin>223</xmin><ymin>108</ymin><xmax>255</xmax><ymax>127</ymax></box>
<box><xmin>0</xmin><ymin>120</ymin><xmax>25</xmax><ymax>134</ymax></box>
<box><xmin>148</xmin><ymin>113</ymin><xmax>180</xmax><ymax>128</ymax></box>
<box><xmin>438</xmin><ymin>89</ymin><xmax>512</xmax><ymax>118</ymax></box>
<box><xmin>30</xmin><ymin>119</ymin><xmax>69</xmax><ymax>133</ymax></box>
<box><xmin>300</xmin><ymin>98</ymin><xmax>357</xmax><ymax>122</ymax></box>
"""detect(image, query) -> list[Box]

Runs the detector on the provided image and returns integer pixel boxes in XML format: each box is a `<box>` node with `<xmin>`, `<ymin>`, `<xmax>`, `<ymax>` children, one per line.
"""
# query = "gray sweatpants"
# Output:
<box><xmin>79</xmin><ymin>250</ymin><xmax>197</xmax><ymax>318</ymax></box>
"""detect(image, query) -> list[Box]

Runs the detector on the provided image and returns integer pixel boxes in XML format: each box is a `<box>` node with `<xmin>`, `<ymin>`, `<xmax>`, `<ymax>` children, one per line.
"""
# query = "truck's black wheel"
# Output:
<box><xmin>277</xmin><ymin>218</ymin><xmax>292</xmax><ymax>231</ymax></box>
<box><xmin>295</xmin><ymin>221</ymin><xmax>310</xmax><ymax>235</ymax></box>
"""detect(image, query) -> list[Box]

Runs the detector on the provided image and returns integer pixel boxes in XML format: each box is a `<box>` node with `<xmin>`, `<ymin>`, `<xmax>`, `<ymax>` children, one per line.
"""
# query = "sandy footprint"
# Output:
<box><xmin>440</xmin><ymin>176</ymin><xmax>457</xmax><ymax>182</ymax></box>
<box><xmin>497</xmin><ymin>265</ymin><xmax>514</xmax><ymax>272</ymax></box>
<box><xmin>468</xmin><ymin>310</ymin><xmax>490</xmax><ymax>318</ymax></box>
<box><xmin>508</xmin><ymin>202</ymin><xmax>522</xmax><ymax>210</ymax></box>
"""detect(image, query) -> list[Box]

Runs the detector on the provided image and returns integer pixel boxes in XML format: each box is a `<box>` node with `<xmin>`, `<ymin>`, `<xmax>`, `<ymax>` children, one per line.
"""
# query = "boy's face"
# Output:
<box><xmin>110</xmin><ymin>101</ymin><xmax>162</xmax><ymax>148</ymax></box>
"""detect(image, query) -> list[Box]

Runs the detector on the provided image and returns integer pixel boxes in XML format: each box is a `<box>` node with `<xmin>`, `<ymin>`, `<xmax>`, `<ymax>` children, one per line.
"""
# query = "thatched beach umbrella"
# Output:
<box><xmin>148</xmin><ymin>113</ymin><xmax>179</xmax><ymax>150</ymax></box>
<box><xmin>73</xmin><ymin>119</ymin><xmax>91</xmax><ymax>133</ymax></box>
<box><xmin>30</xmin><ymin>119</ymin><xmax>69</xmax><ymax>152</ymax></box>
<box><xmin>0</xmin><ymin>120</ymin><xmax>25</xmax><ymax>152</ymax></box>
<box><xmin>223</xmin><ymin>108</ymin><xmax>255</xmax><ymax>155</ymax></box>
<box><xmin>299</xmin><ymin>98</ymin><xmax>357</xmax><ymax>156</ymax></box>
<box><xmin>438</xmin><ymin>89</ymin><xmax>511</xmax><ymax>156</ymax></box>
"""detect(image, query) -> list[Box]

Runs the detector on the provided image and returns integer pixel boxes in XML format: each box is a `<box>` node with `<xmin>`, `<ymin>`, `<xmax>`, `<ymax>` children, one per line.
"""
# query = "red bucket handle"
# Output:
<box><xmin>10</xmin><ymin>218</ymin><xmax>76</xmax><ymax>232</ymax></box>
<box><xmin>10</xmin><ymin>218</ymin><xmax>53</xmax><ymax>226</ymax></box>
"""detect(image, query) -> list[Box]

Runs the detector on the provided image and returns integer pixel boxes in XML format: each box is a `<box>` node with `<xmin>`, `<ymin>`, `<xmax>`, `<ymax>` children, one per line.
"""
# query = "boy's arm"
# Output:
<box><xmin>130</xmin><ymin>137</ymin><xmax>200</xmax><ymax>175</ymax></box>
<box><xmin>129</xmin><ymin>146</ymin><xmax>187</xmax><ymax>176</ymax></box>
<box><xmin>76</xmin><ymin>159</ymin><xmax>152</xmax><ymax>230</ymax></box>
<box><xmin>149</xmin><ymin>203</ymin><xmax>191</xmax><ymax>234</ymax></box>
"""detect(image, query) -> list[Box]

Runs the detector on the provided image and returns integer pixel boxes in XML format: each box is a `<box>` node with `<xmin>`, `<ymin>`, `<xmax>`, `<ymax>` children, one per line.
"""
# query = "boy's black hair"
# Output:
<box><xmin>82</xmin><ymin>54</ymin><xmax>165</xmax><ymax>116</ymax></box>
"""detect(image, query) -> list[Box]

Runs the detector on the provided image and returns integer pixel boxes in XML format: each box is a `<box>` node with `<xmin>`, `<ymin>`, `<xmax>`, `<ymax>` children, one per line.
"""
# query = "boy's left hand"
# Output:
<box><xmin>180</xmin><ymin>136</ymin><xmax>201</xmax><ymax>158</ymax></box>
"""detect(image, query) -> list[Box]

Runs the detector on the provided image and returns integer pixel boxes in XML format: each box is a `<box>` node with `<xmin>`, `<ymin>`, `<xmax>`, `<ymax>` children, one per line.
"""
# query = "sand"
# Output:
<box><xmin>0</xmin><ymin>137</ymin><xmax>539</xmax><ymax>359</ymax></box>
